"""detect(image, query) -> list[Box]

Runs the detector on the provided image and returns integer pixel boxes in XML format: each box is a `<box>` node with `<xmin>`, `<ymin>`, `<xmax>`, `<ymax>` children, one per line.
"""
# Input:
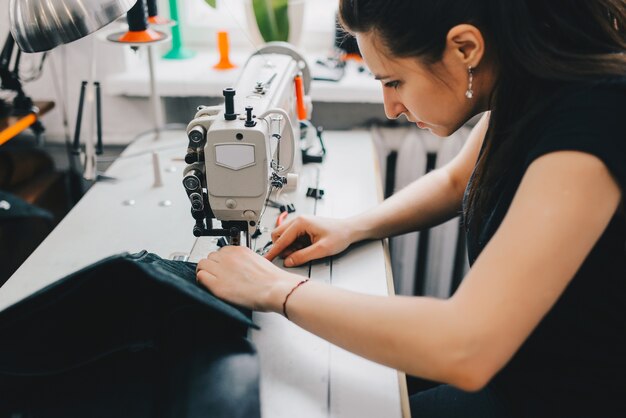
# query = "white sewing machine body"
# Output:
<box><xmin>183</xmin><ymin>44</ymin><xmax>311</xmax><ymax>246</ymax></box>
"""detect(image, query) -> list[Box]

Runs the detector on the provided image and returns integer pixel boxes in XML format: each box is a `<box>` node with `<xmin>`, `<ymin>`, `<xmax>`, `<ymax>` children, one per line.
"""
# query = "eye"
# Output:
<box><xmin>384</xmin><ymin>80</ymin><xmax>401</xmax><ymax>89</ymax></box>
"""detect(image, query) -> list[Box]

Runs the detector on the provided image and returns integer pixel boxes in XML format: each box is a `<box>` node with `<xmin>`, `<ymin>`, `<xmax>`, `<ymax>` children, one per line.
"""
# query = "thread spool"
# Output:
<box><xmin>213</xmin><ymin>31</ymin><xmax>236</xmax><ymax>70</ymax></box>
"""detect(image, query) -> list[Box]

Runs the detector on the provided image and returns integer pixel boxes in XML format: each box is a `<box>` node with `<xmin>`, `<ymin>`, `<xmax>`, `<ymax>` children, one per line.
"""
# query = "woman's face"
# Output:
<box><xmin>356</xmin><ymin>31</ymin><xmax>490</xmax><ymax>137</ymax></box>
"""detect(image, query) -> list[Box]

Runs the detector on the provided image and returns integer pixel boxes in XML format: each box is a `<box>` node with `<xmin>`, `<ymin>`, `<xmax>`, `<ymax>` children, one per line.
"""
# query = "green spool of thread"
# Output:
<box><xmin>163</xmin><ymin>0</ymin><xmax>196</xmax><ymax>60</ymax></box>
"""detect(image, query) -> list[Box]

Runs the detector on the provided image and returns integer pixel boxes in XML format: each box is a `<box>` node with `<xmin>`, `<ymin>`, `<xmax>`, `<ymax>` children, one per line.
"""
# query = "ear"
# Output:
<box><xmin>445</xmin><ymin>24</ymin><xmax>485</xmax><ymax>68</ymax></box>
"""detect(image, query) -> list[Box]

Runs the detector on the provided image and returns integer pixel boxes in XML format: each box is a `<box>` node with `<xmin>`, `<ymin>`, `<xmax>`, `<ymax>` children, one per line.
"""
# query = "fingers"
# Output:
<box><xmin>196</xmin><ymin>255</ymin><xmax>219</xmax><ymax>273</ymax></box>
<box><xmin>276</xmin><ymin>235</ymin><xmax>309</xmax><ymax>258</ymax></box>
<box><xmin>270</xmin><ymin>217</ymin><xmax>293</xmax><ymax>240</ymax></box>
<box><xmin>265</xmin><ymin>221</ymin><xmax>307</xmax><ymax>261</ymax></box>
<box><xmin>196</xmin><ymin>251</ymin><xmax>222</xmax><ymax>285</ymax></box>
<box><xmin>279</xmin><ymin>247</ymin><xmax>297</xmax><ymax>259</ymax></box>
<box><xmin>283</xmin><ymin>241</ymin><xmax>327</xmax><ymax>267</ymax></box>
<box><xmin>196</xmin><ymin>270</ymin><xmax>216</xmax><ymax>288</ymax></box>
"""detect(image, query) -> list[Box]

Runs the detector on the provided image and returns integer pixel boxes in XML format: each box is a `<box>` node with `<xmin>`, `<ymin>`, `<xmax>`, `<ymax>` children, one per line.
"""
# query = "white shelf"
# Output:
<box><xmin>105</xmin><ymin>49</ymin><xmax>383</xmax><ymax>104</ymax></box>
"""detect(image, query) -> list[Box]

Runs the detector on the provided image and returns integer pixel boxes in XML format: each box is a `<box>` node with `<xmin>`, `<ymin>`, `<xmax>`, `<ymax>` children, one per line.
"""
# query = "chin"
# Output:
<box><xmin>434</xmin><ymin>119</ymin><xmax>472</xmax><ymax>138</ymax></box>
<box><xmin>428</xmin><ymin>125</ymin><xmax>456</xmax><ymax>138</ymax></box>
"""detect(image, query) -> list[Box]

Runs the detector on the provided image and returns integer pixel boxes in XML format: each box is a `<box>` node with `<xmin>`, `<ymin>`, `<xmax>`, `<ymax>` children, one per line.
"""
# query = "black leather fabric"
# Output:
<box><xmin>0</xmin><ymin>190</ymin><xmax>53</xmax><ymax>221</ymax></box>
<box><xmin>0</xmin><ymin>251</ymin><xmax>261</xmax><ymax>418</ymax></box>
<box><xmin>0</xmin><ymin>190</ymin><xmax>54</xmax><ymax>285</ymax></box>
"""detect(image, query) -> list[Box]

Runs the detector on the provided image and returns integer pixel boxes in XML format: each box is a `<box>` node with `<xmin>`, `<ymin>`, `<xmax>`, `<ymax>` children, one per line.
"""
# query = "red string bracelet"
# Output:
<box><xmin>282</xmin><ymin>279</ymin><xmax>310</xmax><ymax>320</ymax></box>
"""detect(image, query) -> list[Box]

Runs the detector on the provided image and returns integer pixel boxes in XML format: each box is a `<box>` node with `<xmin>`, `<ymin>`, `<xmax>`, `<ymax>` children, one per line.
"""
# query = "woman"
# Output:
<box><xmin>196</xmin><ymin>1</ymin><xmax>626</xmax><ymax>416</ymax></box>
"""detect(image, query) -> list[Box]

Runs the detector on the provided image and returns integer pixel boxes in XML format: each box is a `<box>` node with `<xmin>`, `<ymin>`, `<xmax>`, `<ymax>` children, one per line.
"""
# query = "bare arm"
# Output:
<box><xmin>213</xmin><ymin>150</ymin><xmax>620</xmax><ymax>390</ymax></box>
<box><xmin>348</xmin><ymin>112</ymin><xmax>489</xmax><ymax>241</ymax></box>
<box><xmin>277</xmin><ymin>151</ymin><xmax>620</xmax><ymax>389</ymax></box>
<box><xmin>265</xmin><ymin>113</ymin><xmax>490</xmax><ymax>266</ymax></box>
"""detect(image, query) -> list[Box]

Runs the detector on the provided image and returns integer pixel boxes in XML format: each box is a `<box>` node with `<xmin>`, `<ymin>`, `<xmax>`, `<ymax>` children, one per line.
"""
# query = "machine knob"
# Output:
<box><xmin>223</xmin><ymin>88</ymin><xmax>237</xmax><ymax>121</ymax></box>
<box><xmin>188</xmin><ymin>125</ymin><xmax>206</xmax><ymax>145</ymax></box>
<box><xmin>185</xmin><ymin>153</ymin><xmax>196</xmax><ymax>164</ymax></box>
<box><xmin>184</xmin><ymin>152</ymin><xmax>205</xmax><ymax>164</ymax></box>
<box><xmin>189</xmin><ymin>193</ymin><xmax>204</xmax><ymax>211</ymax></box>
<box><xmin>183</xmin><ymin>170</ymin><xmax>202</xmax><ymax>192</ymax></box>
<box><xmin>244</xmin><ymin>106</ymin><xmax>256</xmax><ymax>127</ymax></box>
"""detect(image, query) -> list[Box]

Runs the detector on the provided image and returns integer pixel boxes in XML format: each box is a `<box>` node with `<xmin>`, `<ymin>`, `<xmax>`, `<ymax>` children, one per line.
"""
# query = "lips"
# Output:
<box><xmin>416</xmin><ymin>122</ymin><xmax>427</xmax><ymax>129</ymax></box>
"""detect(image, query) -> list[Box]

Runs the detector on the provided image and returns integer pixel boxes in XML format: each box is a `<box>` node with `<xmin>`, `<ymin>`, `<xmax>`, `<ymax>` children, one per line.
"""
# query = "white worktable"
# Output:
<box><xmin>0</xmin><ymin>130</ymin><xmax>409</xmax><ymax>418</ymax></box>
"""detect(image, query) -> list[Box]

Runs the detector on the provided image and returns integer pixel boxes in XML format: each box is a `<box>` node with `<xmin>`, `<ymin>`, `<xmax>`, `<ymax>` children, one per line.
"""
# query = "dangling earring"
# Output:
<box><xmin>465</xmin><ymin>66</ymin><xmax>474</xmax><ymax>99</ymax></box>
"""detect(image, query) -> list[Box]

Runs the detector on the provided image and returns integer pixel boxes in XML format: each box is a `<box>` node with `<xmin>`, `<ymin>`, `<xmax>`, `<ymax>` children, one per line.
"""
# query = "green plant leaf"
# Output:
<box><xmin>204</xmin><ymin>0</ymin><xmax>217</xmax><ymax>8</ymax></box>
<box><xmin>252</xmin><ymin>0</ymin><xmax>290</xmax><ymax>42</ymax></box>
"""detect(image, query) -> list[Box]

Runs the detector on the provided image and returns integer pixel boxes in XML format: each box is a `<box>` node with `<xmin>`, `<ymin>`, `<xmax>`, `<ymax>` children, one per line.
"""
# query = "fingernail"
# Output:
<box><xmin>285</xmin><ymin>258</ymin><xmax>294</xmax><ymax>267</ymax></box>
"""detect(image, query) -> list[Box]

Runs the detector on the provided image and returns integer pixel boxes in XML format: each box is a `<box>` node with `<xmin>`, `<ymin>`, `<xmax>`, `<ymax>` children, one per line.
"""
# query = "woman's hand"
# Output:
<box><xmin>196</xmin><ymin>246</ymin><xmax>301</xmax><ymax>312</ymax></box>
<box><xmin>264</xmin><ymin>215</ymin><xmax>358</xmax><ymax>267</ymax></box>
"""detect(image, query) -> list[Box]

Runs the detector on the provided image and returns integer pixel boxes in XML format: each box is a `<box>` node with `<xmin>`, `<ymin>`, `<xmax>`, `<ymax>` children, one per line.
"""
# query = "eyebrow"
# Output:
<box><xmin>373</xmin><ymin>74</ymin><xmax>391</xmax><ymax>81</ymax></box>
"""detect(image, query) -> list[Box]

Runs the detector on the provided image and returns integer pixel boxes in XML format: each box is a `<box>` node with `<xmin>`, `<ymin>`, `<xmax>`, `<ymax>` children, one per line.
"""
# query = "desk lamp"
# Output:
<box><xmin>9</xmin><ymin>0</ymin><xmax>134</xmax><ymax>184</ymax></box>
<box><xmin>9</xmin><ymin>0</ymin><xmax>135</xmax><ymax>53</ymax></box>
<box><xmin>107</xmin><ymin>0</ymin><xmax>169</xmax><ymax>140</ymax></box>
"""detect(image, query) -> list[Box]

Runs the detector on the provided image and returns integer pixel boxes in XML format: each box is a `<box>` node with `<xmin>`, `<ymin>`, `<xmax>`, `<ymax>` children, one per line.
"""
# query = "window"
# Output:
<box><xmin>178</xmin><ymin>0</ymin><xmax>337</xmax><ymax>52</ymax></box>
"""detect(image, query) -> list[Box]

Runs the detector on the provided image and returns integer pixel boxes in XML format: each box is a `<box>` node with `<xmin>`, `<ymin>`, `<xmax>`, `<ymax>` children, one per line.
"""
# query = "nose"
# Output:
<box><xmin>382</xmin><ymin>88</ymin><xmax>407</xmax><ymax>120</ymax></box>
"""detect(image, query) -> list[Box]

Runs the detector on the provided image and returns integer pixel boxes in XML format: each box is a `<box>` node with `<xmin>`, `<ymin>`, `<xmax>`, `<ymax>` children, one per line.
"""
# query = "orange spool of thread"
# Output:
<box><xmin>294</xmin><ymin>75</ymin><xmax>307</xmax><ymax>121</ymax></box>
<box><xmin>213</xmin><ymin>31</ymin><xmax>236</xmax><ymax>70</ymax></box>
<box><xmin>106</xmin><ymin>0</ymin><xmax>167</xmax><ymax>44</ymax></box>
<box><xmin>147</xmin><ymin>0</ymin><xmax>174</xmax><ymax>26</ymax></box>
<box><xmin>117</xmin><ymin>28</ymin><xmax>165</xmax><ymax>43</ymax></box>
<box><xmin>148</xmin><ymin>15</ymin><xmax>172</xmax><ymax>25</ymax></box>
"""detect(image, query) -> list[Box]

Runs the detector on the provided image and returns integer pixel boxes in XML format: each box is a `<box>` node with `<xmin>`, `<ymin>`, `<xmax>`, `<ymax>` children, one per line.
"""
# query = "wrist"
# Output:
<box><xmin>264</xmin><ymin>273</ymin><xmax>302</xmax><ymax>314</ymax></box>
<box><xmin>345</xmin><ymin>215</ymin><xmax>374</xmax><ymax>243</ymax></box>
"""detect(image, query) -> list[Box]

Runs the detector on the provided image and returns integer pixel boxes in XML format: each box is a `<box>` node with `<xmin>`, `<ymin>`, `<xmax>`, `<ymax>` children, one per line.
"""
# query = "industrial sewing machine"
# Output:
<box><xmin>182</xmin><ymin>43</ymin><xmax>314</xmax><ymax>248</ymax></box>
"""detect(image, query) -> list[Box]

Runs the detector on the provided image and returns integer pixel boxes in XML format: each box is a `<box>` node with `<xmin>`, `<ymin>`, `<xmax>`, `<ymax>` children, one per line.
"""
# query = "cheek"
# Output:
<box><xmin>404</xmin><ymin>84</ymin><xmax>469</xmax><ymax>130</ymax></box>
<box><xmin>402</xmin><ymin>81</ymin><xmax>444</xmax><ymax>116</ymax></box>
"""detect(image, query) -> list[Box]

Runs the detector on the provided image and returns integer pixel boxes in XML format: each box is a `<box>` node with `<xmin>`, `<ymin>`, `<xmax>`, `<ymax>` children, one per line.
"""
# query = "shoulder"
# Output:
<box><xmin>540</xmin><ymin>77</ymin><xmax>626</xmax><ymax>127</ymax></box>
<box><xmin>526</xmin><ymin>77</ymin><xmax>626</xmax><ymax>192</ymax></box>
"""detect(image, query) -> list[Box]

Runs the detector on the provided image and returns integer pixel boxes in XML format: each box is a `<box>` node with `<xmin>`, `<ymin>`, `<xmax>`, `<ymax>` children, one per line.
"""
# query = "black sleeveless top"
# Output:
<box><xmin>463</xmin><ymin>79</ymin><xmax>626</xmax><ymax>418</ymax></box>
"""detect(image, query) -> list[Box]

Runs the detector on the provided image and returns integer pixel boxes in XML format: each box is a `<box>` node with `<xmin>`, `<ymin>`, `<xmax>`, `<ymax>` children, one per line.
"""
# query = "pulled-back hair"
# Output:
<box><xmin>339</xmin><ymin>0</ymin><xmax>626</xmax><ymax>233</ymax></box>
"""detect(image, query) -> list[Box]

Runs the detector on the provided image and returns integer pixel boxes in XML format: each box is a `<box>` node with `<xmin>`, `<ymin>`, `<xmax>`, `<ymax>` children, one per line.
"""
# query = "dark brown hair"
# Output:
<box><xmin>339</xmin><ymin>0</ymin><xmax>626</xmax><ymax>233</ymax></box>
